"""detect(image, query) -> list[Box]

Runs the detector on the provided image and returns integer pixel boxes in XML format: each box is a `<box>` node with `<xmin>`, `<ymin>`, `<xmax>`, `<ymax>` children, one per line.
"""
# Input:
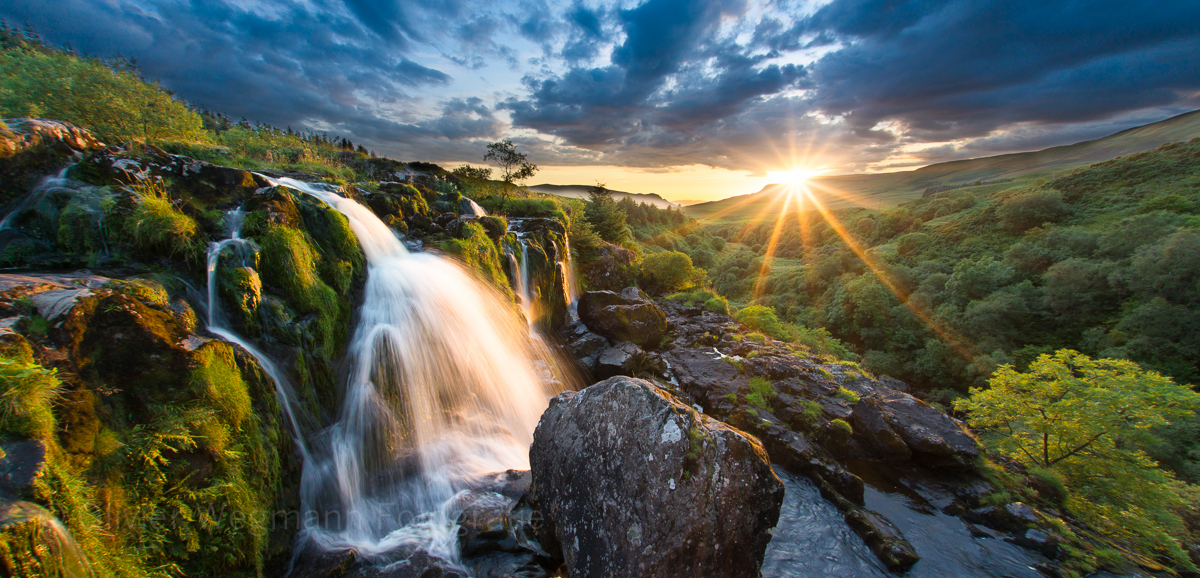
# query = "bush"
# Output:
<box><xmin>638</xmin><ymin>251</ymin><xmax>705</xmax><ymax>295</ymax></box>
<box><xmin>704</xmin><ymin>296</ymin><xmax>730</xmax><ymax>315</ymax></box>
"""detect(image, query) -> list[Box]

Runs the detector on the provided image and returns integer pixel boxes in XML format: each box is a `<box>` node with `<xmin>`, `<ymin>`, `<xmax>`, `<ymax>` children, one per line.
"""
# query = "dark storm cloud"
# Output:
<box><xmin>792</xmin><ymin>0</ymin><xmax>1200</xmax><ymax>139</ymax></box>
<box><xmin>3</xmin><ymin>0</ymin><xmax>1199</xmax><ymax>173</ymax></box>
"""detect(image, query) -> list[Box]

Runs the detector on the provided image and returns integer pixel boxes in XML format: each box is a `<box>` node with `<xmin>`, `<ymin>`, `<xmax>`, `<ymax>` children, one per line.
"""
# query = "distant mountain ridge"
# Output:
<box><xmin>685</xmin><ymin>109</ymin><xmax>1200</xmax><ymax>220</ymax></box>
<box><xmin>529</xmin><ymin>184</ymin><xmax>681</xmax><ymax>209</ymax></box>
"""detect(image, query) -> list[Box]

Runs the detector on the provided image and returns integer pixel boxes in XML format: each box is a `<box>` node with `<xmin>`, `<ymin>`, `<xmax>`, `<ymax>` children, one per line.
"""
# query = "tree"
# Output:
<box><xmin>484</xmin><ymin>139</ymin><xmax>537</xmax><ymax>198</ymax></box>
<box><xmin>584</xmin><ymin>181</ymin><xmax>631</xmax><ymax>245</ymax></box>
<box><xmin>451</xmin><ymin>164</ymin><xmax>493</xmax><ymax>180</ymax></box>
<box><xmin>638</xmin><ymin>251</ymin><xmax>705</xmax><ymax>295</ymax></box>
<box><xmin>956</xmin><ymin>350</ymin><xmax>1200</xmax><ymax>566</ymax></box>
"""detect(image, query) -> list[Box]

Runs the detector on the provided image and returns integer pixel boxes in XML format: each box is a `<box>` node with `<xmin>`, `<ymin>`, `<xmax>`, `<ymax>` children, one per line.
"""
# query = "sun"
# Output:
<box><xmin>767</xmin><ymin>168</ymin><xmax>826</xmax><ymax>185</ymax></box>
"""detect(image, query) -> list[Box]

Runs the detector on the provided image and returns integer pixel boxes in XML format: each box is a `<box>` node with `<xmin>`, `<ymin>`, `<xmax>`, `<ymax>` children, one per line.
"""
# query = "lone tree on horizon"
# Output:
<box><xmin>484</xmin><ymin>139</ymin><xmax>538</xmax><ymax>200</ymax></box>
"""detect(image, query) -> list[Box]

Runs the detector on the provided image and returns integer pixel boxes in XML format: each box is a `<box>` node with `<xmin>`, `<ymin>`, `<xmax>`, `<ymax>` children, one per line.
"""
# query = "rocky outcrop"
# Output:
<box><xmin>851</xmin><ymin>392</ymin><xmax>979</xmax><ymax>468</ymax></box>
<box><xmin>0</xmin><ymin>119</ymin><xmax>104</xmax><ymax>207</ymax></box>
<box><xmin>530</xmin><ymin>376</ymin><xmax>784</xmax><ymax>578</ymax></box>
<box><xmin>578</xmin><ymin>288</ymin><xmax>668</xmax><ymax>348</ymax></box>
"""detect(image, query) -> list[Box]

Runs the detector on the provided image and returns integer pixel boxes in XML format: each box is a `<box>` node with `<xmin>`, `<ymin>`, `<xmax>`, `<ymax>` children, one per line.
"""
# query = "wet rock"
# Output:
<box><xmin>457</xmin><ymin>491</ymin><xmax>517</xmax><ymax>557</ymax></box>
<box><xmin>0</xmin><ymin>440</ymin><xmax>46</xmax><ymax>498</ymax></box>
<box><xmin>288</xmin><ymin>546</ymin><xmax>360</xmax><ymax>578</ymax></box>
<box><xmin>1010</xmin><ymin>528</ymin><xmax>1061</xmax><ymax>559</ymax></box>
<box><xmin>29</xmin><ymin>288</ymin><xmax>93</xmax><ymax>321</ymax></box>
<box><xmin>530</xmin><ymin>376</ymin><xmax>784</xmax><ymax>578</ymax></box>
<box><xmin>844</xmin><ymin>508</ymin><xmax>920</xmax><ymax>572</ymax></box>
<box><xmin>459</xmin><ymin>197</ymin><xmax>487</xmax><ymax>217</ymax></box>
<box><xmin>463</xmin><ymin>551</ymin><xmax>549</xmax><ymax>578</ymax></box>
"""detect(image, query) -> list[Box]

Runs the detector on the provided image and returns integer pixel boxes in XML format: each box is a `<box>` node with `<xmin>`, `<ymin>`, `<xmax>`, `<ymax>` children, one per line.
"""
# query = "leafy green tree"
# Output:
<box><xmin>638</xmin><ymin>251</ymin><xmax>705</xmax><ymax>295</ymax></box>
<box><xmin>956</xmin><ymin>350</ymin><xmax>1200</xmax><ymax>567</ymax></box>
<box><xmin>484</xmin><ymin>139</ymin><xmax>537</xmax><ymax>198</ymax></box>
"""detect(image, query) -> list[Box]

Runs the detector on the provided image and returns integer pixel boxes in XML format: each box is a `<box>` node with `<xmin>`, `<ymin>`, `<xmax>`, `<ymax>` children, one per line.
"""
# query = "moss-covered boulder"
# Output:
<box><xmin>0</xmin><ymin>273</ymin><xmax>297</xmax><ymax>577</ymax></box>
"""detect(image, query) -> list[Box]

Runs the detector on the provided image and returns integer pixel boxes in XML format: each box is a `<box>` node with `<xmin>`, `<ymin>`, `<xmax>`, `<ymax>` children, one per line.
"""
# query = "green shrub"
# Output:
<box><xmin>121</xmin><ymin>184</ymin><xmax>200</xmax><ymax>260</ymax></box>
<box><xmin>746</xmin><ymin>332</ymin><xmax>767</xmax><ymax>343</ymax></box>
<box><xmin>0</xmin><ymin>356</ymin><xmax>62</xmax><ymax>440</ymax></box>
<box><xmin>638</xmin><ymin>251</ymin><xmax>706</xmax><ymax>295</ymax></box>
<box><xmin>747</xmin><ymin>377</ymin><xmax>777</xmax><ymax>410</ymax></box>
<box><xmin>704</xmin><ymin>296</ymin><xmax>730</xmax><ymax>315</ymax></box>
<box><xmin>792</xmin><ymin>400</ymin><xmax>824</xmax><ymax>431</ymax></box>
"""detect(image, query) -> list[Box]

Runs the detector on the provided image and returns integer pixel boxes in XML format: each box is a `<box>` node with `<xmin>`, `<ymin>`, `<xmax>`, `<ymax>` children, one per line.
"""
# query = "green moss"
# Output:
<box><xmin>258</xmin><ymin>224</ymin><xmax>343</xmax><ymax>356</ymax></box>
<box><xmin>831</xmin><ymin>418</ymin><xmax>853</xmax><ymax>436</ymax></box>
<box><xmin>435</xmin><ymin>221</ymin><xmax>513</xmax><ymax>299</ymax></box>
<box><xmin>836</xmin><ymin>386</ymin><xmax>861</xmax><ymax>404</ymax></box>
<box><xmin>189</xmin><ymin>342</ymin><xmax>252</xmax><ymax>428</ymax></box>
<box><xmin>114</xmin><ymin>278</ymin><xmax>170</xmax><ymax>307</ymax></box>
<box><xmin>722</xmin><ymin>392</ymin><xmax>737</xmax><ymax>403</ymax></box>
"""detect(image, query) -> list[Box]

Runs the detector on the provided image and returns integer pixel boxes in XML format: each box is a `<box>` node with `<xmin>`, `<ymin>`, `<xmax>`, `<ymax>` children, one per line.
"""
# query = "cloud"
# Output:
<box><xmin>1</xmin><ymin>0</ymin><xmax>1198</xmax><ymax>177</ymax></box>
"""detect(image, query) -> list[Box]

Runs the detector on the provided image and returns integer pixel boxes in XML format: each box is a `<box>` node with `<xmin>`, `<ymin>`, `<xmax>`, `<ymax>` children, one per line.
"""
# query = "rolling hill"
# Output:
<box><xmin>529</xmin><ymin>184</ymin><xmax>682</xmax><ymax>209</ymax></box>
<box><xmin>685</xmin><ymin>109</ymin><xmax>1200</xmax><ymax>222</ymax></box>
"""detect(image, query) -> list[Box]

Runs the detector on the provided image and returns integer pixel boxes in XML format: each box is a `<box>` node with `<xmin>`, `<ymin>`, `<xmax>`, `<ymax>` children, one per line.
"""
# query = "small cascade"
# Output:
<box><xmin>204</xmin><ymin>208</ymin><xmax>311</xmax><ymax>459</ymax></box>
<box><xmin>517</xmin><ymin>240</ymin><xmax>537</xmax><ymax>325</ymax></box>
<box><xmin>0</xmin><ymin>166</ymin><xmax>76</xmax><ymax>230</ymax></box>
<box><xmin>556</xmin><ymin>237</ymin><xmax>580</xmax><ymax>322</ymax></box>
<box><xmin>257</xmin><ymin>176</ymin><xmax>565</xmax><ymax>564</ymax></box>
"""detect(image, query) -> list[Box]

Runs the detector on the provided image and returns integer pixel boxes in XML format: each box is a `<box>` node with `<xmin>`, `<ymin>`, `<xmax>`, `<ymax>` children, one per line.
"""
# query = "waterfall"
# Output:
<box><xmin>259</xmin><ymin>177</ymin><xmax>563</xmax><ymax>564</ymax></box>
<box><xmin>0</xmin><ymin>166</ymin><xmax>75</xmax><ymax>230</ymax></box>
<box><xmin>518</xmin><ymin>240</ymin><xmax>536</xmax><ymax>325</ymax></box>
<box><xmin>204</xmin><ymin>208</ymin><xmax>311</xmax><ymax>459</ymax></box>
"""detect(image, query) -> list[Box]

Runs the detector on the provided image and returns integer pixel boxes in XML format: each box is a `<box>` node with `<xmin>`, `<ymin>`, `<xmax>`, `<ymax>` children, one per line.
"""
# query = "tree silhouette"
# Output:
<box><xmin>484</xmin><ymin>139</ymin><xmax>537</xmax><ymax>199</ymax></box>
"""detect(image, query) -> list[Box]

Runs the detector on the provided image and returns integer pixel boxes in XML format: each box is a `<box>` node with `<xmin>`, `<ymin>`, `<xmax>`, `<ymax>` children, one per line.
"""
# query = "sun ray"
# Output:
<box><xmin>796</xmin><ymin>184</ymin><xmax>985</xmax><ymax>367</ymax></box>
<box><xmin>752</xmin><ymin>189</ymin><xmax>794</xmax><ymax>300</ymax></box>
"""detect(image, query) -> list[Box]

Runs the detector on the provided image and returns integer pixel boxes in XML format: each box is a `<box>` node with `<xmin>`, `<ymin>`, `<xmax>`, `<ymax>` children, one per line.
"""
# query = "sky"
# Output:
<box><xmin>3</xmin><ymin>0</ymin><xmax>1199</xmax><ymax>202</ymax></box>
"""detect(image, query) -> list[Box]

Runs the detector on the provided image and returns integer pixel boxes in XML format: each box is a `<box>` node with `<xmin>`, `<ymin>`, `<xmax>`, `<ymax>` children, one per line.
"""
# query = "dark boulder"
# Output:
<box><xmin>577</xmin><ymin>288</ymin><xmax>668</xmax><ymax>348</ymax></box>
<box><xmin>530</xmin><ymin>376</ymin><xmax>784</xmax><ymax>578</ymax></box>
<box><xmin>844</xmin><ymin>508</ymin><xmax>920</xmax><ymax>572</ymax></box>
<box><xmin>0</xmin><ymin>440</ymin><xmax>46</xmax><ymax>498</ymax></box>
<box><xmin>850</xmin><ymin>393</ymin><xmax>979</xmax><ymax>469</ymax></box>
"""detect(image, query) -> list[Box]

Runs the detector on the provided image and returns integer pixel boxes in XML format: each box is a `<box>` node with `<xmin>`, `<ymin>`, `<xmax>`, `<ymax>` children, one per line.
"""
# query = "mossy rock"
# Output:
<box><xmin>218</xmin><ymin>266</ymin><xmax>262</xmax><ymax>335</ymax></box>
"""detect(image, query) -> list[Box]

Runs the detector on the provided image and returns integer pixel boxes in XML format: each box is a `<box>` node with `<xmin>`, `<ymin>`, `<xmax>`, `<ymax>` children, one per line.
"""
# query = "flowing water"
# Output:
<box><xmin>204</xmin><ymin>208</ymin><xmax>312</xmax><ymax>458</ymax></box>
<box><xmin>764</xmin><ymin>470</ymin><xmax>1047</xmax><ymax>577</ymax></box>
<box><xmin>0</xmin><ymin>499</ymin><xmax>91</xmax><ymax>578</ymax></box>
<box><xmin>258</xmin><ymin>177</ymin><xmax>563</xmax><ymax>564</ymax></box>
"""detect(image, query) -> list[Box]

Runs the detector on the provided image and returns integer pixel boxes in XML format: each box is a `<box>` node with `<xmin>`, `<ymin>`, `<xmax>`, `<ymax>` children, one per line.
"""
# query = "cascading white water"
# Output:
<box><xmin>204</xmin><ymin>208</ymin><xmax>310</xmax><ymax>459</ymax></box>
<box><xmin>517</xmin><ymin>241</ymin><xmax>537</xmax><ymax>325</ymax></box>
<box><xmin>259</xmin><ymin>177</ymin><xmax>562</xmax><ymax>564</ymax></box>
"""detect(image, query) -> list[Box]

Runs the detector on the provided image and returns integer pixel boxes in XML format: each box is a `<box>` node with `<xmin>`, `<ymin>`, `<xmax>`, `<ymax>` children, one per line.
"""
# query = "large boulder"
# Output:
<box><xmin>577</xmin><ymin>288</ymin><xmax>668</xmax><ymax>348</ymax></box>
<box><xmin>530</xmin><ymin>376</ymin><xmax>784</xmax><ymax>578</ymax></box>
<box><xmin>850</xmin><ymin>392</ymin><xmax>979</xmax><ymax>468</ymax></box>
